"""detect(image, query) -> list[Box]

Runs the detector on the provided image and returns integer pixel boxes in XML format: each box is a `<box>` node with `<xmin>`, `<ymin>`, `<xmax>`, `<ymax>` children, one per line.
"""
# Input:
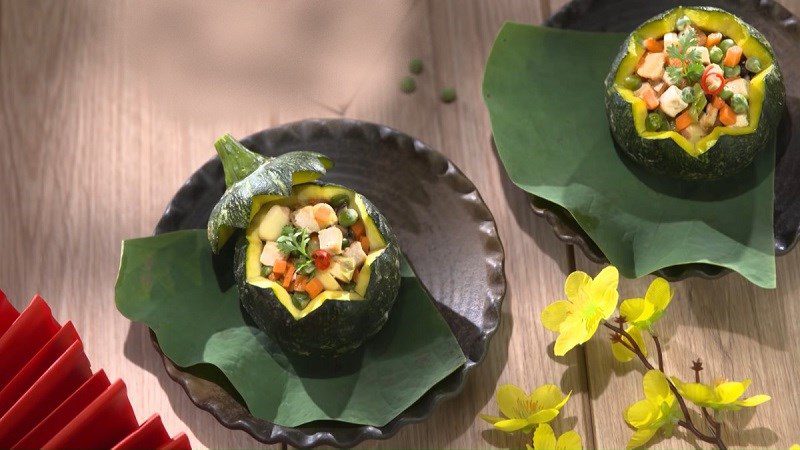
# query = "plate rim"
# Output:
<box><xmin>150</xmin><ymin>118</ymin><xmax>506</xmax><ymax>448</ymax></box>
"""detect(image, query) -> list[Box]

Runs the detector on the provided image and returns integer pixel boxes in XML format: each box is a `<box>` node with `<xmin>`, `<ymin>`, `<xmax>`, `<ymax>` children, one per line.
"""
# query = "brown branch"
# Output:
<box><xmin>651</xmin><ymin>333</ymin><xmax>665</xmax><ymax>372</ymax></box>
<box><xmin>602</xmin><ymin>320</ymin><xmax>727</xmax><ymax>449</ymax></box>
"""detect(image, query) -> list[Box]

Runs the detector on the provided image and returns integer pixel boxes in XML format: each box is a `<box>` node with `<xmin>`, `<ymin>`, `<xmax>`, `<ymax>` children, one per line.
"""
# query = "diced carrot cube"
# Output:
<box><xmin>675</xmin><ymin>111</ymin><xmax>693</xmax><ymax>131</ymax></box>
<box><xmin>268</xmin><ymin>272</ymin><xmax>280</xmax><ymax>281</ymax></box>
<box><xmin>712</xmin><ymin>96</ymin><xmax>727</xmax><ymax>110</ymax></box>
<box><xmin>719</xmin><ymin>104</ymin><xmax>737</xmax><ymax>126</ymax></box>
<box><xmin>643</xmin><ymin>38</ymin><xmax>663</xmax><ymax>52</ymax></box>
<box><xmin>272</xmin><ymin>260</ymin><xmax>287</xmax><ymax>275</ymax></box>
<box><xmin>668</xmin><ymin>57</ymin><xmax>683</xmax><ymax>67</ymax></box>
<box><xmin>723</xmin><ymin>46</ymin><xmax>743</xmax><ymax>67</ymax></box>
<box><xmin>636</xmin><ymin>84</ymin><xmax>660</xmax><ymax>110</ymax></box>
<box><xmin>359</xmin><ymin>236</ymin><xmax>370</xmax><ymax>253</ymax></box>
<box><xmin>706</xmin><ymin>32</ymin><xmax>722</xmax><ymax>47</ymax></box>
<box><xmin>282</xmin><ymin>264</ymin><xmax>295</xmax><ymax>289</ymax></box>
<box><xmin>351</xmin><ymin>221</ymin><xmax>366</xmax><ymax>238</ymax></box>
<box><xmin>306</xmin><ymin>278</ymin><xmax>324</xmax><ymax>298</ymax></box>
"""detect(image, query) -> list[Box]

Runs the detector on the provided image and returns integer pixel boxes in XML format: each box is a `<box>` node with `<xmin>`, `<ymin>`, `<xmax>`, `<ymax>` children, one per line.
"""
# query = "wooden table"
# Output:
<box><xmin>2</xmin><ymin>1</ymin><xmax>799</xmax><ymax>448</ymax></box>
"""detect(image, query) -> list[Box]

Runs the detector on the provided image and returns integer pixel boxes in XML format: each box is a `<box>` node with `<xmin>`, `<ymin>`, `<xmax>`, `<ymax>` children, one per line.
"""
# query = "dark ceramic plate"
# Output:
<box><xmin>152</xmin><ymin>119</ymin><xmax>505</xmax><ymax>447</ymax></box>
<box><xmin>523</xmin><ymin>0</ymin><xmax>800</xmax><ymax>280</ymax></box>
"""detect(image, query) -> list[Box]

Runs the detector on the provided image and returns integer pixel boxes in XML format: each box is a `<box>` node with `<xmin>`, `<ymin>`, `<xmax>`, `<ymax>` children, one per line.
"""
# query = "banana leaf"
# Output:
<box><xmin>115</xmin><ymin>229</ymin><xmax>465</xmax><ymax>427</ymax></box>
<box><xmin>483</xmin><ymin>24</ymin><xmax>775</xmax><ymax>288</ymax></box>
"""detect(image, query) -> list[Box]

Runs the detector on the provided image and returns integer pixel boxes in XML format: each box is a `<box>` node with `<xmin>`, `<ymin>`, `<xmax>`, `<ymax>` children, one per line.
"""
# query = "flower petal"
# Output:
<box><xmin>613</xmin><ymin>326</ymin><xmax>647</xmax><ymax>362</ymax></box>
<box><xmin>737</xmin><ymin>394</ymin><xmax>771</xmax><ymax>407</ymax></box>
<box><xmin>619</xmin><ymin>298</ymin><xmax>654</xmax><ymax>325</ymax></box>
<box><xmin>541</xmin><ymin>301</ymin><xmax>572</xmax><ymax>332</ymax></box>
<box><xmin>533</xmin><ymin>423</ymin><xmax>558</xmax><ymax>450</ymax></box>
<box><xmin>530</xmin><ymin>384</ymin><xmax>566</xmax><ymax>409</ymax></box>
<box><xmin>588</xmin><ymin>266</ymin><xmax>619</xmax><ymax>318</ymax></box>
<box><xmin>626</xmin><ymin>428</ymin><xmax>657</xmax><ymax>450</ymax></box>
<box><xmin>676</xmin><ymin>382</ymin><xmax>714</xmax><ymax>407</ymax></box>
<box><xmin>479</xmin><ymin>414</ymin><xmax>505</xmax><ymax>425</ymax></box>
<box><xmin>492</xmin><ymin>418</ymin><xmax>530</xmax><ymax>432</ymax></box>
<box><xmin>714</xmin><ymin>381</ymin><xmax>747</xmax><ymax>404</ymax></box>
<box><xmin>527</xmin><ymin>408</ymin><xmax>560</xmax><ymax>424</ymax></box>
<box><xmin>564</xmin><ymin>271</ymin><xmax>591</xmax><ymax>300</ymax></box>
<box><xmin>624</xmin><ymin>399</ymin><xmax>656</xmax><ymax>428</ymax></box>
<box><xmin>556</xmin><ymin>431</ymin><xmax>583</xmax><ymax>450</ymax></box>
<box><xmin>554</xmin><ymin>316</ymin><xmax>588</xmax><ymax>356</ymax></box>
<box><xmin>643</xmin><ymin>369</ymin><xmax>669</xmax><ymax>401</ymax></box>
<box><xmin>645</xmin><ymin>277</ymin><xmax>672</xmax><ymax>313</ymax></box>
<box><xmin>496</xmin><ymin>384</ymin><xmax>527</xmax><ymax>419</ymax></box>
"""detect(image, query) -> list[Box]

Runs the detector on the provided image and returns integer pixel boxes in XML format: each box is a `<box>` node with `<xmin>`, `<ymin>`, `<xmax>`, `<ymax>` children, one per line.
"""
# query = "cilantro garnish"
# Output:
<box><xmin>665</xmin><ymin>28</ymin><xmax>703</xmax><ymax>85</ymax></box>
<box><xmin>276</xmin><ymin>225</ymin><xmax>316</xmax><ymax>275</ymax></box>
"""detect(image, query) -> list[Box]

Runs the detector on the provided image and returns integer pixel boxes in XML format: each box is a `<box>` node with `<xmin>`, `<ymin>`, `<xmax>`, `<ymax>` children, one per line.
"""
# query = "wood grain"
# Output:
<box><xmin>1</xmin><ymin>0</ymin><xmax>800</xmax><ymax>449</ymax></box>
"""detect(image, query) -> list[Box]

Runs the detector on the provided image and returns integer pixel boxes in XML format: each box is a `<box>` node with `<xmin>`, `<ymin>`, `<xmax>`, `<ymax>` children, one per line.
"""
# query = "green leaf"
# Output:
<box><xmin>115</xmin><ymin>230</ymin><xmax>466</xmax><ymax>427</ymax></box>
<box><xmin>483</xmin><ymin>24</ymin><xmax>775</xmax><ymax>288</ymax></box>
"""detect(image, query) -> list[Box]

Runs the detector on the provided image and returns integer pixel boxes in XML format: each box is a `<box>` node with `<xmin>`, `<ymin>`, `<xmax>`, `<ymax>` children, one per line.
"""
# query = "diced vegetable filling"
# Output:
<box><xmin>622</xmin><ymin>15</ymin><xmax>765</xmax><ymax>141</ymax></box>
<box><xmin>252</xmin><ymin>195</ymin><xmax>376</xmax><ymax>310</ymax></box>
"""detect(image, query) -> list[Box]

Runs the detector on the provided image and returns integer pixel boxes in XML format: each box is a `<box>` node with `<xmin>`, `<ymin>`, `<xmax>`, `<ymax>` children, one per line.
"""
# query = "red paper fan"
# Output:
<box><xmin>0</xmin><ymin>294</ymin><xmax>192</xmax><ymax>450</ymax></box>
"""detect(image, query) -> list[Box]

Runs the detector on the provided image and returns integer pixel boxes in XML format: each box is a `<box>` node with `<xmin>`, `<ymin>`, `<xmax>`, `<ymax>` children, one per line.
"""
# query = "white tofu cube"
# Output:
<box><xmin>291</xmin><ymin>206</ymin><xmax>320</xmax><ymax>232</ymax></box>
<box><xmin>734</xmin><ymin>114</ymin><xmax>749</xmax><ymax>127</ymax></box>
<box><xmin>659</xmin><ymin>85</ymin><xmax>689</xmax><ymax>117</ymax></box>
<box><xmin>260</xmin><ymin>241</ymin><xmax>286</xmax><ymax>268</ymax></box>
<box><xmin>663</xmin><ymin>32</ymin><xmax>678</xmax><ymax>50</ymax></box>
<box><xmin>706</xmin><ymin>64</ymin><xmax>723</xmax><ymax>77</ymax></box>
<box><xmin>636</xmin><ymin>52</ymin><xmax>666</xmax><ymax>80</ymax></box>
<box><xmin>318</xmin><ymin>226</ymin><xmax>344</xmax><ymax>254</ymax></box>
<box><xmin>257</xmin><ymin>205</ymin><xmax>290</xmax><ymax>241</ymax></box>
<box><xmin>726</xmin><ymin>78</ymin><xmax>749</xmax><ymax>98</ymax></box>
<box><xmin>343</xmin><ymin>241</ymin><xmax>367</xmax><ymax>267</ymax></box>
<box><xmin>687</xmin><ymin>46</ymin><xmax>710</xmax><ymax>65</ymax></box>
<box><xmin>312</xmin><ymin>203</ymin><xmax>338</xmax><ymax>228</ymax></box>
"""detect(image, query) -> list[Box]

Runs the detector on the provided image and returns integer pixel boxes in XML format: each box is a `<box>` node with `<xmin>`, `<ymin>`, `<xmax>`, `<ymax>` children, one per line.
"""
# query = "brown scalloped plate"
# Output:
<box><xmin>518</xmin><ymin>0</ymin><xmax>800</xmax><ymax>280</ymax></box>
<box><xmin>151</xmin><ymin>119</ymin><xmax>506</xmax><ymax>447</ymax></box>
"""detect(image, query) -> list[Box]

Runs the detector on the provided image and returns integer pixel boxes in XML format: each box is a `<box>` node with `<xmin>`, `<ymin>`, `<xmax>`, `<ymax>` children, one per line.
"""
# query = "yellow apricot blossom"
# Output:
<box><xmin>541</xmin><ymin>266</ymin><xmax>620</xmax><ymax>356</ymax></box>
<box><xmin>671</xmin><ymin>377</ymin><xmax>770</xmax><ymax>412</ymax></box>
<box><xmin>526</xmin><ymin>423</ymin><xmax>582</xmax><ymax>450</ymax></box>
<box><xmin>624</xmin><ymin>370</ymin><xmax>681</xmax><ymax>449</ymax></box>
<box><xmin>619</xmin><ymin>277</ymin><xmax>672</xmax><ymax>330</ymax></box>
<box><xmin>481</xmin><ymin>384</ymin><xmax>571</xmax><ymax>434</ymax></box>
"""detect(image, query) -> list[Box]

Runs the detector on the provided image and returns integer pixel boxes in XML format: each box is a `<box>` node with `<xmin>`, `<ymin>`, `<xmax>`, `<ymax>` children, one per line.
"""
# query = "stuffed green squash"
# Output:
<box><xmin>208</xmin><ymin>134</ymin><xmax>401</xmax><ymax>357</ymax></box>
<box><xmin>605</xmin><ymin>7</ymin><xmax>785</xmax><ymax>180</ymax></box>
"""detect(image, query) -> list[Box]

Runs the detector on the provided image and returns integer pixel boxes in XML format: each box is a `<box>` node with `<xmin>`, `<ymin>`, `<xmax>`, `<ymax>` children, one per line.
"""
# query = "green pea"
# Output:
<box><xmin>645</xmin><ymin>113</ymin><xmax>664</xmax><ymax>132</ymax></box>
<box><xmin>681</xmin><ymin>87</ymin><xmax>694</xmax><ymax>104</ymax></box>
<box><xmin>709</xmin><ymin>46</ymin><xmax>724</xmax><ymax>64</ymax></box>
<box><xmin>291</xmin><ymin>292</ymin><xmax>311</xmax><ymax>310</ymax></box>
<box><xmin>400</xmin><ymin>76</ymin><xmax>416</xmax><ymax>93</ymax></box>
<box><xmin>341</xmin><ymin>238</ymin><xmax>351</xmax><ymax>249</ymax></box>
<box><xmin>745</xmin><ymin>57</ymin><xmax>762</xmax><ymax>73</ymax></box>
<box><xmin>719</xmin><ymin>87</ymin><xmax>734</xmax><ymax>100</ymax></box>
<box><xmin>676</xmin><ymin>15</ymin><xmax>692</xmax><ymax>31</ymax></box>
<box><xmin>409</xmin><ymin>58</ymin><xmax>423</xmax><ymax>74</ymax></box>
<box><xmin>440</xmin><ymin>87</ymin><xmax>457</xmax><ymax>103</ymax></box>
<box><xmin>261</xmin><ymin>266</ymin><xmax>273</xmax><ymax>277</ymax></box>
<box><xmin>719</xmin><ymin>39</ymin><xmax>735</xmax><ymax>53</ymax></box>
<box><xmin>622</xmin><ymin>75</ymin><xmax>642</xmax><ymax>90</ymax></box>
<box><xmin>731</xmin><ymin>93</ymin><xmax>749</xmax><ymax>114</ymax></box>
<box><xmin>723</xmin><ymin>65</ymin><xmax>740</xmax><ymax>79</ymax></box>
<box><xmin>338</xmin><ymin>208</ymin><xmax>359</xmax><ymax>227</ymax></box>
<box><xmin>330</xmin><ymin>193</ymin><xmax>350</xmax><ymax>209</ymax></box>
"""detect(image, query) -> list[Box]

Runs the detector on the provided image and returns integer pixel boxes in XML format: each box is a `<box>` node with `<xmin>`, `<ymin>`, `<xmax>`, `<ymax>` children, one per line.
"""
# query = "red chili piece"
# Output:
<box><xmin>312</xmin><ymin>249</ymin><xmax>332</xmax><ymax>270</ymax></box>
<box><xmin>700</xmin><ymin>66</ymin><xmax>725</xmax><ymax>95</ymax></box>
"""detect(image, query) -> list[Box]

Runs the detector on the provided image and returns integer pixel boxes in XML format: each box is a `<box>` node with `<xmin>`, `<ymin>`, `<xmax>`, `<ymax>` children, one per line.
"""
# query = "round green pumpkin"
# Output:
<box><xmin>235</xmin><ymin>183</ymin><xmax>401</xmax><ymax>357</ymax></box>
<box><xmin>604</xmin><ymin>6</ymin><xmax>785</xmax><ymax>180</ymax></box>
